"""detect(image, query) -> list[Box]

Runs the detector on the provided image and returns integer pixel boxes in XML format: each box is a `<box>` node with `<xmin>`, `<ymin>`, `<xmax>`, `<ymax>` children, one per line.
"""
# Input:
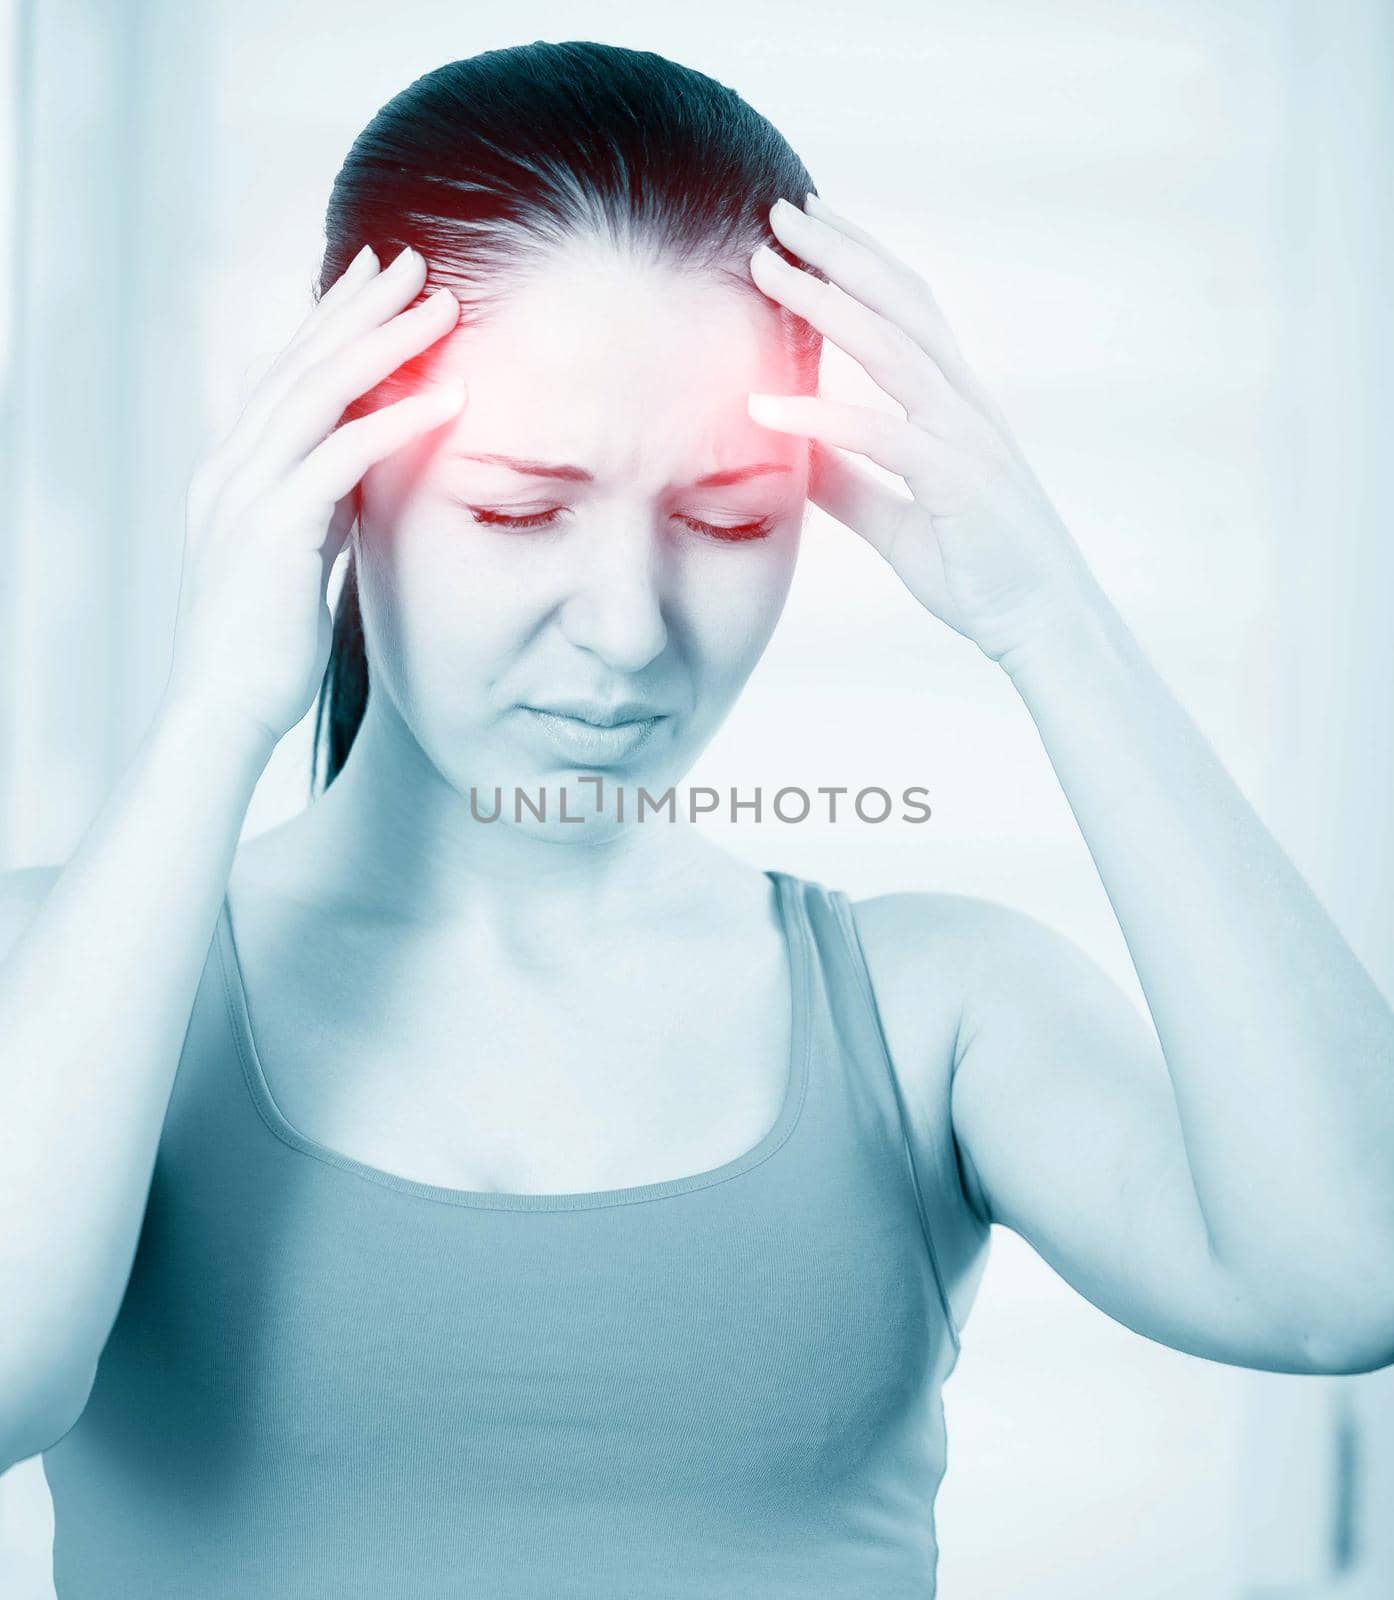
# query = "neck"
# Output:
<box><xmin>290</xmin><ymin>690</ymin><xmax>738</xmax><ymax>944</ymax></box>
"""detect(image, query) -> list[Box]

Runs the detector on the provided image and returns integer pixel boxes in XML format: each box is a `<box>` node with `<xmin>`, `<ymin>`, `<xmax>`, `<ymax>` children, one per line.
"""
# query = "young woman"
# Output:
<box><xmin>4</xmin><ymin>39</ymin><xmax>1392</xmax><ymax>1600</ymax></box>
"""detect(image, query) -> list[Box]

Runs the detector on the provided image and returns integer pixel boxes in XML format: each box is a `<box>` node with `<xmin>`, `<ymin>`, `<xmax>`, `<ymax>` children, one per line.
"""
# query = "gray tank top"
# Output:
<box><xmin>44</xmin><ymin>868</ymin><xmax>990</xmax><ymax>1596</ymax></box>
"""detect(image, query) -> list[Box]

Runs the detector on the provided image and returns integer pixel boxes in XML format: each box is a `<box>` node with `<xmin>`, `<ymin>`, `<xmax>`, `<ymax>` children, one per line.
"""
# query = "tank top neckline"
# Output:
<box><xmin>215</xmin><ymin>867</ymin><xmax>814</xmax><ymax>1213</ymax></box>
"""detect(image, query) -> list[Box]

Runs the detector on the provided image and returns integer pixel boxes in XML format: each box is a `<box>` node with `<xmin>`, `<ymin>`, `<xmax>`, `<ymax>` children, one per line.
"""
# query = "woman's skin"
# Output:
<box><xmin>3</xmin><ymin>195</ymin><xmax>1392</xmax><ymax>1471</ymax></box>
<box><xmin>744</xmin><ymin>193</ymin><xmax>1394</xmax><ymax>1372</ymax></box>
<box><xmin>220</xmin><ymin>237</ymin><xmax>818</xmax><ymax>1201</ymax></box>
<box><xmin>290</xmin><ymin>231</ymin><xmax>811</xmax><ymax>927</ymax></box>
<box><xmin>237</xmin><ymin>200</ymin><xmax>1394</xmax><ymax>1373</ymax></box>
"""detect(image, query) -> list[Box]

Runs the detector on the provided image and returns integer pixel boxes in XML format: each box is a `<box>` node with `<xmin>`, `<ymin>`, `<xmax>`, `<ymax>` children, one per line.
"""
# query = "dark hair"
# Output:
<box><xmin>310</xmin><ymin>40</ymin><xmax>825</xmax><ymax>796</ymax></box>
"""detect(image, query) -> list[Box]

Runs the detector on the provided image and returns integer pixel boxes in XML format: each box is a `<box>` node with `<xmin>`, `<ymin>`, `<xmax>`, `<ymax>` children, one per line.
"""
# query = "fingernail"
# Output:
<box><xmin>388</xmin><ymin>245</ymin><xmax>419</xmax><ymax>273</ymax></box>
<box><xmin>349</xmin><ymin>243</ymin><xmax>377</xmax><ymax>273</ymax></box>
<box><xmin>751</xmin><ymin>243</ymin><xmax>785</xmax><ymax>271</ymax></box>
<box><xmin>771</xmin><ymin>197</ymin><xmax>799</xmax><ymax>223</ymax></box>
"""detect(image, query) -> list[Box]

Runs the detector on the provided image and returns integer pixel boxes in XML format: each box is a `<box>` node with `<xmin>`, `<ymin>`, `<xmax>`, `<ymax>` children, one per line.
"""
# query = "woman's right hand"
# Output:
<box><xmin>162</xmin><ymin>244</ymin><xmax>468</xmax><ymax>750</ymax></box>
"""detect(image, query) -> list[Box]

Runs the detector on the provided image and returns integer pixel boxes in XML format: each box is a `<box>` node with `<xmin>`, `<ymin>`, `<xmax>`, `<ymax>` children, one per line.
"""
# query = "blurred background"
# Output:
<box><xmin>2</xmin><ymin>1</ymin><xmax>1391</xmax><ymax>1595</ymax></box>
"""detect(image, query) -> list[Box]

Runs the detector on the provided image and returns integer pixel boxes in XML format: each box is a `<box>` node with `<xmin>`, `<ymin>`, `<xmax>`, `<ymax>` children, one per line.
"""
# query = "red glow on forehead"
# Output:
<box><xmin>389</xmin><ymin>254</ymin><xmax>806</xmax><ymax>492</ymax></box>
<box><xmin>438</xmin><ymin>449</ymin><xmax>793</xmax><ymax>489</ymax></box>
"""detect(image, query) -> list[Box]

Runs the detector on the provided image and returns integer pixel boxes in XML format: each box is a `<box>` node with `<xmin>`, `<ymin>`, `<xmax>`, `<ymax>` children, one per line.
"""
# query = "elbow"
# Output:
<box><xmin>0</xmin><ymin>1403</ymin><xmax>81</xmax><ymax>1475</ymax></box>
<box><xmin>1228</xmin><ymin>1242</ymin><xmax>1394</xmax><ymax>1376</ymax></box>
<box><xmin>1293</xmin><ymin>1312</ymin><xmax>1394</xmax><ymax>1376</ymax></box>
<box><xmin>1301</xmin><ymin>1339</ymin><xmax>1394</xmax><ymax>1377</ymax></box>
<box><xmin>0</xmin><ymin>1362</ymin><xmax>94</xmax><ymax>1473</ymax></box>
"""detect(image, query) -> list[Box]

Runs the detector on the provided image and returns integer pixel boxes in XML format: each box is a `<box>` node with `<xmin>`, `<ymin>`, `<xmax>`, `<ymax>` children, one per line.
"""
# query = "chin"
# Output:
<box><xmin>455</xmin><ymin>762</ymin><xmax>674</xmax><ymax>837</ymax></box>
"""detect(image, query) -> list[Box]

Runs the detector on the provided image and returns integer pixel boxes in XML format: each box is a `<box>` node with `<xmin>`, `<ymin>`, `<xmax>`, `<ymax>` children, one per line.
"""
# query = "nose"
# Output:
<box><xmin>555</xmin><ymin>516</ymin><xmax>670</xmax><ymax>675</ymax></box>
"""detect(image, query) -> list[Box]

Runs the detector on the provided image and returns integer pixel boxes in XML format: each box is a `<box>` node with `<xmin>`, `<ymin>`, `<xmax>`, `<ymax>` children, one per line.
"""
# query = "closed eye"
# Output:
<box><xmin>465</xmin><ymin>506</ymin><xmax>775</xmax><ymax>543</ymax></box>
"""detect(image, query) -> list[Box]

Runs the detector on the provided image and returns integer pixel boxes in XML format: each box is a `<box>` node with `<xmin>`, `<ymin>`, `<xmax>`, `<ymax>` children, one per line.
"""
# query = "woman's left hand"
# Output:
<box><xmin>748</xmin><ymin>193</ymin><xmax>1107</xmax><ymax>666</ymax></box>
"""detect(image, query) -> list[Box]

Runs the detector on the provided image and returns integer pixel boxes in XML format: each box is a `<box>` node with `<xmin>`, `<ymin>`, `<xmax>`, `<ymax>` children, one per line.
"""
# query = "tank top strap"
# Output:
<box><xmin>158</xmin><ymin>899</ymin><xmax>252</xmax><ymax>1153</ymax></box>
<box><xmin>786</xmin><ymin>873</ymin><xmax>990</xmax><ymax>1350</ymax></box>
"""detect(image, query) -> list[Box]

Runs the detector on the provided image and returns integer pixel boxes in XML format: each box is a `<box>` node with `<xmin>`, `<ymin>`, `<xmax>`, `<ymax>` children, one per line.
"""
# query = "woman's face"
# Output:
<box><xmin>354</xmin><ymin>238</ymin><xmax>810</xmax><ymax>833</ymax></box>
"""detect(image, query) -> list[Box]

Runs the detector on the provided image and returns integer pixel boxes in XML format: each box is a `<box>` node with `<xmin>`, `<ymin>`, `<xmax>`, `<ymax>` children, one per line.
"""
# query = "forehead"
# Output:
<box><xmin>427</xmin><ymin>241</ymin><xmax>800</xmax><ymax>488</ymax></box>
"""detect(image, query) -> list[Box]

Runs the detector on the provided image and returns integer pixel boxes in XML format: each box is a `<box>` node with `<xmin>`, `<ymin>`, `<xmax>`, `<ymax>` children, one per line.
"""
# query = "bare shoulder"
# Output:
<box><xmin>845</xmin><ymin>887</ymin><xmax>1099</xmax><ymax>1031</ymax></box>
<box><xmin>842</xmin><ymin>887</ymin><xmax>1050</xmax><ymax>1049</ymax></box>
<box><xmin>842</xmin><ymin>888</ymin><xmax>1086</xmax><ymax>1228</ymax></box>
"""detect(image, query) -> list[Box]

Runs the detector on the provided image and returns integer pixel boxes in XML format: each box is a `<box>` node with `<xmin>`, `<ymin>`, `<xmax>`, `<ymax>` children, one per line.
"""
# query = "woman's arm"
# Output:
<box><xmin>748</xmin><ymin>193</ymin><xmax>1394</xmax><ymax>1370</ymax></box>
<box><xmin>856</xmin><ymin>874</ymin><xmax>1394</xmax><ymax>1374</ymax></box>
<box><xmin>0</xmin><ymin>695</ymin><xmax>275</xmax><ymax>1471</ymax></box>
<box><xmin>0</xmin><ymin>242</ymin><xmax>465</xmax><ymax>1470</ymax></box>
<box><xmin>991</xmin><ymin>584</ymin><xmax>1394</xmax><ymax>1364</ymax></box>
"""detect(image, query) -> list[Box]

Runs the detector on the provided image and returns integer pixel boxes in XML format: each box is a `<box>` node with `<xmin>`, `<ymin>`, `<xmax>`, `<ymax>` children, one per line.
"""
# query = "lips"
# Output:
<box><xmin>524</xmin><ymin>702</ymin><xmax>663</xmax><ymax>729</ymax></box>
<box><xmin>518</xmin><ymin>706</ymin><xmax>665</xmax><ymax>766</ymax></box>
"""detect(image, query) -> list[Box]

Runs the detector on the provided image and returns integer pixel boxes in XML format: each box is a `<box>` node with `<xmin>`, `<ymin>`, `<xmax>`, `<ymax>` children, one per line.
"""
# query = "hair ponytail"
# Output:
<box><xmin>311</xmin><ymin>548</ymin><xmax>370</xmax><ymax>796</ymax></box>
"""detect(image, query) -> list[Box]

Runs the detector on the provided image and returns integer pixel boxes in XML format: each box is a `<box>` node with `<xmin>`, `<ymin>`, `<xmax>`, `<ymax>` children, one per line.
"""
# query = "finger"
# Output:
<box><xmin>788</xmin><ymin>195</ymin><xmax>1021</xmax><ymax>445</ymax></box>
<box><xmin>319</xmin><ymin>491</ymin><xmax>358</xmax><ymax>589</ymax></box>
<box><xmin>807</xmin><ymin>441</ymin><xmax>931</xmax><ymax>564</ymax></box>
<box><xmin>279</xmin><ymin>243</ymin><xmax>381</xmax><ymax>360</ymax></box>
<box><xmin>243</xmin><ymin>286</ymin><xmax>462</xmax><ymax>489</ymax></box>
<box><xmin>752</xmin><ymin>392</ymin><xmax>997</xmax><ymax>519</ymax></box>
<box><xmin>747</xmin><ymin>392</ymin><xmax>929</xmax><ymax>478</ymax></box>
<box><xmin>286</xmin><ymin>381</ymin><xmax>469</xmax><ymax>519</ymax></box>
<box><xmin>309</xmin><ymin>243</ymin><xmax>381</xmax><ymax>323</ymax></box>
<box><xmin>793</xmin><ymin>196</ymin><xmax>972</xmax><ymax>387</ymax></box>
<box><xmin>750</xmin><ymin>245</ymin><xmax>961</xmax><ymax>429</ymax></box>
<box><xmin>806</xmin><ymin>441</ymin><xmax>958</xmax><ymax>623</ymax></box>
<box><xmin>230</xmin><ymin>246</ymin><xmax>432</xmax><ymax>458</ymax></box>
<box><xmin>219</xmin><ymin>245</ymin><xmax>383</xmax><ymax>460</ymax></box>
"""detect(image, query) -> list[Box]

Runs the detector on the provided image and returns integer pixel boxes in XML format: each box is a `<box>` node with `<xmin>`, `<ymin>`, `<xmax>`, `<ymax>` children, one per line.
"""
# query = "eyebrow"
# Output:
<box><xmin>443</xmin><ymin>450</ymin><xmax>792</xmax><ymax>488</ymax></box>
